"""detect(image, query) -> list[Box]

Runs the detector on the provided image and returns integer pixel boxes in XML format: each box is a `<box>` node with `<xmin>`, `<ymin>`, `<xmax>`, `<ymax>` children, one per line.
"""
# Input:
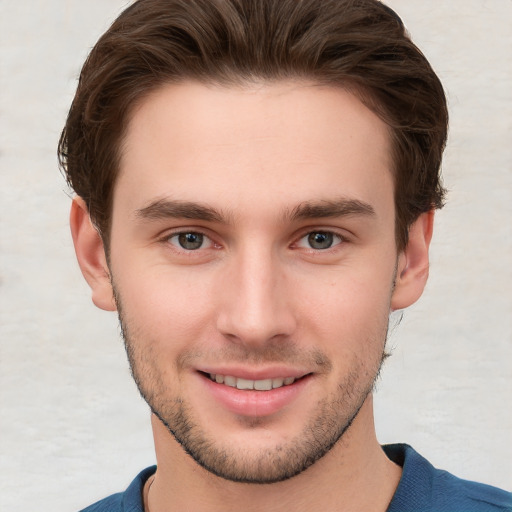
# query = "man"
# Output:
<box><xmin>59</xmin><ymin>0</ymin><xmax>512</xmax><ymax>510</ymax></box>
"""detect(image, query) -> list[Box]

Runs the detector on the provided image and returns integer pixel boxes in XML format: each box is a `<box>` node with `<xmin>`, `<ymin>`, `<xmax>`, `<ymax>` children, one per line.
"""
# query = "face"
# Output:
<box><xmin>107</xmin><ymin>81</ymin><xmax>400</xmax><ymax>483</ymax></box>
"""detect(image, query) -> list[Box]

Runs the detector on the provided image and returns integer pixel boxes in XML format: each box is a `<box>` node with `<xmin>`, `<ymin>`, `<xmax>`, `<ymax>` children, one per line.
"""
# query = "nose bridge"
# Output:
<box><xmin>216</xmin><ymin>241</ymin><xmax>295</xmax><ymax>345</ymax></box>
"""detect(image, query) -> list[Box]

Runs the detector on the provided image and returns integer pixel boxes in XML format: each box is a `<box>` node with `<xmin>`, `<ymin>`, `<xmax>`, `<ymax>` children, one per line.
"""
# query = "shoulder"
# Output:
<box><xmin>432</xmin><ymin>470</ymin><xmax>512</xmax><ymax>512</ymax></box>
<box><xmin>79</xmin><ymin>466</ymin><xmax>156</xmax><ymax>512</ymax></box>
<box><xmin>79</xmin><ymin>492</ymin><xmax>123</xmax><ymax>512</ymax></box>
<box><xmin>384</xmin><ymin>444</ymin><xmax>512</xmax><ymax>512</ymax></box>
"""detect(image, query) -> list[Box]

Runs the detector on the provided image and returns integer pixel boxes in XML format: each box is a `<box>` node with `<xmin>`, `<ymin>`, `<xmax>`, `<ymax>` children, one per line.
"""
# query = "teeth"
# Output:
<box><xmin>209</xmin><ymin>373</ymin><xmax>297</xmax><ymax>390</ymax></box>
<box><xmin>236</xmin><ymin>378</ymin><xmax>254</xmax><ymax>390</ymax></box>
<box><xmin>254</xmin><ymin>379</ymin><xmax>273</xmax><ymax>391</ymax></box>
<box><xmin>224</xmin><ymin>375</ymin><xmax>236</xmax><ymax>387</ymax></box>
<box><xmin>272</xmin><ymin>378</ymin><xmax>284</xmax><ymax>388</ymax></box>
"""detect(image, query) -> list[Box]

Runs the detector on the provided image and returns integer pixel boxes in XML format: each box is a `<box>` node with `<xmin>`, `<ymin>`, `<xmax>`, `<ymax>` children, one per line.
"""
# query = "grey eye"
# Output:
<box><xmin>176</xmin><ymin>232</ymin><xmax>204</xmax><ymax>250</ymax></box>
<box><xmin>307</xmin><ymin>232</ymin><xmax>334</xmax><ymax>250</ymax></box>
<box><xmin>296</xmin><ymin>231</ymin><xmax>343</xmax><ymax>251</ymax></box>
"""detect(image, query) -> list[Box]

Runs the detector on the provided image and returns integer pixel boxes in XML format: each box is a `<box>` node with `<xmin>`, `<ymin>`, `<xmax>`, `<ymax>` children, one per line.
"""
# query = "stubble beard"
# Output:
<box><xmin>114</xmin><ymin>291</ymin><xmax>388</xmax><ymax>484</ymax></box>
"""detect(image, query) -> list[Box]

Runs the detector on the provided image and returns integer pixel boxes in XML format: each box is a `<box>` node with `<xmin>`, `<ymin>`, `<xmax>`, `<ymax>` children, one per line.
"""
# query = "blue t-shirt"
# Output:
<box><xmin>80</xmin><ymin>444</ymin><xmax>512</xmax><ymax>511</ymax></box>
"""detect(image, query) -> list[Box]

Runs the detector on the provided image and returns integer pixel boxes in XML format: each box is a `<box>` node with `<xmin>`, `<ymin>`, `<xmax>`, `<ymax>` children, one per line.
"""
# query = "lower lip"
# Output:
<box><xmin>199</xmin><ymin>373</ymin><xmax>310</xmax><ymax>418</ymax></box>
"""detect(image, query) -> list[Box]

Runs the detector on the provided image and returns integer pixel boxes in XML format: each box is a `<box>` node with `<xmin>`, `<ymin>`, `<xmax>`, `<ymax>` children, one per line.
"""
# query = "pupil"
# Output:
<box><xmin>178</xmin><ymin>233</ymin><xmax>203</xmax><ymax>250</ymax></box>
<box><xmin>308</xmin><ymin>232</ymin><xmax>333</xmax><ymax>249</ymax></box>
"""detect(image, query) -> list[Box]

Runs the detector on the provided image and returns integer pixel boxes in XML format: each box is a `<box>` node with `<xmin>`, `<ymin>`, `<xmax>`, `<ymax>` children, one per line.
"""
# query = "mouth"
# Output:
<box><xmin>206</xmin><ymin>373</ymin><xmax>301</xmax><ymax>391</ymax></box>
<box><xmin>197</xmin><ymin>370</ymin><xmax>312</xmax><ymax>417</ymax></box>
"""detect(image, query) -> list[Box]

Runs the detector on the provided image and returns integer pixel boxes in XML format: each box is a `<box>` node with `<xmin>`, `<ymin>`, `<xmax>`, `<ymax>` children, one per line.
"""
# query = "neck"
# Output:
<box><xmin>147</xmin><ymin>395</ymin><xmax>401</xmax><ymax>512</ymax></box>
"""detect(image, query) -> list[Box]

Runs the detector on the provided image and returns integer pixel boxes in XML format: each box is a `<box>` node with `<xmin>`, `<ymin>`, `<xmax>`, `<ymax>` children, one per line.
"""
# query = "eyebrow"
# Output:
<box><xmin>135</xmin><ymin>198</ymin><xmax>228</xmax><ymax>223</ymax></box>
<box><xmin>285</xmin><ymin>198</ymin><xmax>376</xmax><ymax>222</ymax></box>
<box><xmin>135</xmin><ymin>197</ymin><xmax>375</xmax><ymax>224</ymax></box>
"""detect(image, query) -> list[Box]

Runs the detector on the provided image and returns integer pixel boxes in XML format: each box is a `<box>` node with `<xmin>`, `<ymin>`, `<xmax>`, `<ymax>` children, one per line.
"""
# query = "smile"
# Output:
<box><xmin>208</xmin><ymin>373</ymin><xmax>298</xmax><ymax>391</ymax></box>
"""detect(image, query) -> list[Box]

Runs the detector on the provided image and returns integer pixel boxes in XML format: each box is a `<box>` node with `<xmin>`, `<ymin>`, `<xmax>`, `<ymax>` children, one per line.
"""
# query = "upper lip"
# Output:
<box><xmin>197</xmin><ymin>366</ymin><xmax>310</xmax><ymax>381</ymax></box>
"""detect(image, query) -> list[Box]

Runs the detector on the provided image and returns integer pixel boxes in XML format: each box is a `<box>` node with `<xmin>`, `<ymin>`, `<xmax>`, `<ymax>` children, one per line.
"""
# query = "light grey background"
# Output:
<box><xmin>0</xmin><ymin>1</ymin><xmax>511</xmax><ymax>510</ymax></box>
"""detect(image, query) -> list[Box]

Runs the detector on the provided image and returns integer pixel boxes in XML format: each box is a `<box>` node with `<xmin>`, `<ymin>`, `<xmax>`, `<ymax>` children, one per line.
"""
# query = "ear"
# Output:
<box><xmin>70</xmin><ymin>197</ymin><xmax>116</xmax><ymax>311</ymax></box>
<box><xmin>391</xmin><ymin>211</ymin><xmax>434</xmax><ymax>311</ymax></box>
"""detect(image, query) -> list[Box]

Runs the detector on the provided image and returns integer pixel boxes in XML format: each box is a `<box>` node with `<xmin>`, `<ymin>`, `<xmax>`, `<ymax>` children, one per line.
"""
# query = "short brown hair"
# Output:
<box><xmin>58</xmin><ymin>0</ymin><xmax>448</xmax><ymax>251</ymax></box>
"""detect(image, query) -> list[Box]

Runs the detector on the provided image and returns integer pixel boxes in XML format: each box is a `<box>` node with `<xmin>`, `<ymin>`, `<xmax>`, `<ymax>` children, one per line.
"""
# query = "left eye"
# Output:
<box><xmin>297</xmin><ymin>231</ymin><xmax>343</xmax><ymax>250</ymax></box>
<box><xmin>168</xmin><ymin>232</ymin><xmax>211</xmax><ymax>251</ymax></box>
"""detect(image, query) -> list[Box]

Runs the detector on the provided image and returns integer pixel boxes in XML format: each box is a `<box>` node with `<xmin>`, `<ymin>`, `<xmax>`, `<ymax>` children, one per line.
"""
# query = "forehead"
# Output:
<box><xmin>116</xmin><ymin>80</ymin><xmax>394</xmax><ymax>221</ymax></box>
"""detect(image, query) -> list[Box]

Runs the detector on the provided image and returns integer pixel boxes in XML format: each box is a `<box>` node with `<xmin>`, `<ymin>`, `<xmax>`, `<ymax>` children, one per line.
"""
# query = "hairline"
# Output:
<box><xmin>101</xmin><ymin>75</ymin><xmax>401</xmax><ymax>253</ymax></box>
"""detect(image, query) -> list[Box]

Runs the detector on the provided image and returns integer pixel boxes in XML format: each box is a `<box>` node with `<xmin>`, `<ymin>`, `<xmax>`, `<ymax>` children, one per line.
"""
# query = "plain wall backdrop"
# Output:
<box><xmin>0</xmin><ymin>1</ymin><xmax>511</xmax><ymax>510</ymax></box>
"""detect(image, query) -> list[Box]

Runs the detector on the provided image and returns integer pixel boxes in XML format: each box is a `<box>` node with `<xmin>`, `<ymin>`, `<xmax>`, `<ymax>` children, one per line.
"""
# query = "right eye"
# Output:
<box><xmin>167</xmin><ymin>232</ymin><xmax>212</xmax><ymax>251</ymax></box>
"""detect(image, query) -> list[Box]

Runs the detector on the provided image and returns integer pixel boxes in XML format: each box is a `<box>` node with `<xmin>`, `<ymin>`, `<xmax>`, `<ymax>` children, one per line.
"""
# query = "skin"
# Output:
<box><xmin>71</xmin><ymin>80</ymin><xmax>433</xmax><ymax>512</ymax></box>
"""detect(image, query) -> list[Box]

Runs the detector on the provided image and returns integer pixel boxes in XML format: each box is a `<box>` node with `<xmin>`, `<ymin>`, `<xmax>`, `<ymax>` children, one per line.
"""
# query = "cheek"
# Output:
<box><xmin>296</xmin><ymin>266</ymin><xmax>393</xmax><ymax>351</ymax></box>
<box><xmin>114</xmin><ymin>265</ymin><xmax>217</xmax><ymax>349</ymax></box>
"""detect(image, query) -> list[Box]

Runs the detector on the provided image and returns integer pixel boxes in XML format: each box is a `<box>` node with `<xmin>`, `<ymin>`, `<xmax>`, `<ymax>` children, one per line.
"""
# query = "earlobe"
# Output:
<box><xmin>391</xmin><ymin>211</ymin><xmax>434</xmax><ymax>311</ymax></box>
<box><xmin>70</xmin><ymin>197</ymin><xmax>117</xmax><ymax>312</ymax></box>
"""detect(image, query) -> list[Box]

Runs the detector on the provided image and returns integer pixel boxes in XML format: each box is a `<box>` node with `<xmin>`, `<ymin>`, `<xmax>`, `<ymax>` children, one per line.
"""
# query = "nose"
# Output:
<box><xmin>215</xmin><ymin>244</ymin><xmax>297</xmax><ymax>347</ymax></box>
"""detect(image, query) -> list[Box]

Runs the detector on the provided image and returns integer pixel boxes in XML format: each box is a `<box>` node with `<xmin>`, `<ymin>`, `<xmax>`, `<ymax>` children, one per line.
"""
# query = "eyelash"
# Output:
<box><xmin>165</xmin><ymin>231</ymin><xmax>217</xmax><ymax>252</ymax></box>
<box><xmin>294</xmin><ymin>231</ymin><xmax>345</xmax><ymax>251</ymax></box>
<box><xmin>162</xmin><ymin>229</ymin><xmax>347</xmax><ymax>253</ymax></box>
